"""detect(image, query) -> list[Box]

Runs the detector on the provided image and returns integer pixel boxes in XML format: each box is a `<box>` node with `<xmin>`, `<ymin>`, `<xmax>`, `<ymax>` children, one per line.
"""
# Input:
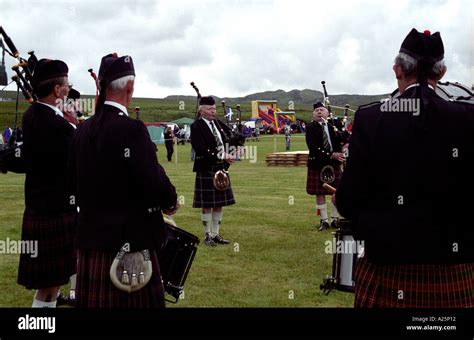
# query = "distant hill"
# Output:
<box><xmin>0</xmin><ymin>88</ymin><xmax>389</xmax><ymax>128</ymax></box>
<box><xmin>165</xmin><ymin>88</ymin><xmax>388</xmax><ymax>109</ymax></box>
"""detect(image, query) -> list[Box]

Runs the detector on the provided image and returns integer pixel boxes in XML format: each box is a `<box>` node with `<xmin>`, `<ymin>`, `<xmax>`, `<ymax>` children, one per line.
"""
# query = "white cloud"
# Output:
<box><xmin>1</xmin><ymin>0</ymin><xmax>471</xmax><ymax>98</ymax></box>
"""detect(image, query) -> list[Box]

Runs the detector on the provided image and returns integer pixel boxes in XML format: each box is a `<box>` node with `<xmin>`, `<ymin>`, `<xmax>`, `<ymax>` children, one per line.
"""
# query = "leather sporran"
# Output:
<box><xmin>109</xmin><ymin>244</ymin><xmax>153</xmax><ymax>293</ymax></box>
<box><xmin>320</xmin><ymin>165</ymin><xmax>336</xmax><ymax>184</ymax></box>
<box><xmin>213</xmin><ymin>169</ymin><xmax>230</xmax><ymax>191</ymax></box>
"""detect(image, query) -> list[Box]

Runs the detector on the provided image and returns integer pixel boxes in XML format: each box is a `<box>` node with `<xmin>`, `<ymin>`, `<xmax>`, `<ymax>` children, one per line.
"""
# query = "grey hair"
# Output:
<box><xmin>198</xmin><ymin>104</ymin><xmax>215</xmax><ymax>113</ymax></box>
<box><xmin>394</xmin><ymin>52</ymin><xmax>445</xmax><ymax>79</ymax></box>
<box><xmin>107</xmin><ymin>75</ymin><xmax>135</xmax><ymax>91</ymax></box>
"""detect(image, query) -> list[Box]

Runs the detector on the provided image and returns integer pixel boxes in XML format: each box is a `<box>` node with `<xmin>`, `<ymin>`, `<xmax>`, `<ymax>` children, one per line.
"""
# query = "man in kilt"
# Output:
<box><xmin>17</xmin><ymin>59</ymin><xmax>77</xmax><ymax>307</ymax></box>
<box><xmin>305</xmin><ymin>102</ymin><xmax>345</xmax><ymax>231</ymax></box>
<box><xmin>335</xmin><ymin>28</ymin><xmax>474</xmax><ymax>307</ymax></box>
<box><xmin>191</xmin><ymin>96</ymin><xmax>235</xmax><ymax>246</ymax></box>
<box><xmin>71</xmin><ymin>53</ymin><xmax>178</xmax><ymax>308</ymax></box>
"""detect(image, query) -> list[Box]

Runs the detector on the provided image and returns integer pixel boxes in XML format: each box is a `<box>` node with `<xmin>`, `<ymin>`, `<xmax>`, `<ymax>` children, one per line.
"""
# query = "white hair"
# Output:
<box><xmin>394</xmin><ymin>52</ymin><xmax>445</xmax><ymax>79</ymax></box>
<box><xmin>107</xmin><ymin>75</ymin><xmax>135</xmax><ymax>91</ymax></box>
<box><xmin>198</xmin><ymin>104</ymin><xmax>215</xmax><ymax>113</ymax></box>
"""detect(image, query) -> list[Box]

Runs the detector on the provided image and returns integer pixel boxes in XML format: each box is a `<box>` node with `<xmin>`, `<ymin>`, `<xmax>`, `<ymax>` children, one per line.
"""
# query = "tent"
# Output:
<box><xmin>146</xmin><ymin>125</ymin><xmax>165</xmax><ymax>145</ymax></box>
<box><xmin>170</xmin><ymin>117</ymin><xmax>194</xmax><ymax>127</ymax></box>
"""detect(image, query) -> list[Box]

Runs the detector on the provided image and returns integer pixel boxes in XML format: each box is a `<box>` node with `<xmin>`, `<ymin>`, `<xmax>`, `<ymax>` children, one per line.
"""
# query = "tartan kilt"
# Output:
<box><xmin>306</xmin><ymin>164</ymin><xmax>342</xmax><ymax>196</ymax></box>
<box><xmin>17</xmin><ymin>208</ymin><xmax>77</xmax><ymax>290</ymax></box>
<box><xmin>75</xmin><ymin>248</ymin><xmax>165</xmax><ymax>308</ymax></box>
<box><xmin>354</xmin><ymin>256</ymin><xmax>474</xmax><ymax>308</ymax></box>
<box><xmin>193</xmin><ymin>165</ymin><xmax>235</xmax><ymax>208</ymax></box>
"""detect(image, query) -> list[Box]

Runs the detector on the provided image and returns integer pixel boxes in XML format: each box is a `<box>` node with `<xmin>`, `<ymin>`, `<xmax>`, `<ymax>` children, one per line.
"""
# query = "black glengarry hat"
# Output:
<box><xmin>399</xmin><ymin>28</ymin><xmax>444</xmax><ymax>64</ymax></box>
<box><xmin>313</xmin><ymin>101</ymin><xmax>325</xmax><ymax>110</ymax></box>
<box><xmin>199</xmin><ymin>96</ymin><xmax>215</xmax><ymax>106</ymax></box>
<box><xmin>98</xmin><ymin>53</ymin><xmax>135</xmax><ymax>84</ymax></box>
<box><xmin>32</xmin><ymin>59</ymin><xmax>68</xmax><ymax>86</ymax></box>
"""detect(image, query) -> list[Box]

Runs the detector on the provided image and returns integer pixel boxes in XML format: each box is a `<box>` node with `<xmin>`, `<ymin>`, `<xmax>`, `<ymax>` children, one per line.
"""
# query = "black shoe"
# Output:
<box><xmin>205</xmin><ymin>234</ymin><xmax>217</xmax><ymax>247</ymax></box>
<box><xmin>318</xmin><ymin>220</ymin><xmax>330</xmax><ymax>231</ymax></box>
<box><xmin>330</xmin><ymin>219</ymin><xmax>339</xmax><ymax>229</ymax></box>
<box><xmin>212</xmin><ymin>234</ymin><xmax>231</xmax><ymax>245</ymax></box>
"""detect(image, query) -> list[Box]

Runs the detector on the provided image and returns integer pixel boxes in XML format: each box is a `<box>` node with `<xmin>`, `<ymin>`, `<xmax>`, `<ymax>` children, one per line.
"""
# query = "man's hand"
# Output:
<box><xmin>331</xmin><ymin>152</ymin><xmax>345</xmax><ymax>162</ymax></box>
<box><xmin>63</xmin><ymin>109</ymin><xmax>79</xmax><ymax>126</ymax></box>
<box><xmin>224</xmin><ymin>153</ymin><xmax>236</xmax><ymax>165</ymax></box>
<box><xmin>163</xmin><ymin>201</ymin><xmax>181</xmax><ymax>216</ymax></box>
<box><xmin>237</xmin><ymin>146</ymin><xmax>245</xmax><ymax>157</ymax></box>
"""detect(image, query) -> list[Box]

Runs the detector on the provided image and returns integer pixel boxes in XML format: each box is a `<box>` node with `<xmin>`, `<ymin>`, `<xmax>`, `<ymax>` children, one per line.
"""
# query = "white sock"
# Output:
<box><xmin>202</xmin><ymin>213</ymin><xmax>212</xmax><ymax>235</ymax></box>
<box><xmin>212</xmin><ymin>210</ymin><xmax>223</xmax><ymax>236</ymax></box>
<box><xmin>32</xmin><ymin>292</ymin><xmax>57</xmax><ymax>308</ymax></box>
<box><xmin>329</xmin><ymin>201</ymin><xmax>340</xmax><ymax>222</ymax></box>
<box><xmin>32</xmin><ymin>299</ymin><xmax>57</xmax><ymax>308</ymax></box>
<box><xmin>316</xmin><ymin>203</ymin><xmax>328</xmax><ymax>221</ymax></box>
<box><xmin>70</xmin><ymin>274</ymin><xmax>77</xmax><ymax>299</ymax></box>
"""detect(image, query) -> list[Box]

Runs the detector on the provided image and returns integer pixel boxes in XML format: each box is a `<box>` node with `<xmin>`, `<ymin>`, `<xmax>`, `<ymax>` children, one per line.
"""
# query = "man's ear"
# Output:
<box><xmin>393</xmin><ymin>64</ymin><xmax>404</xmax><ymax>80</ymax></box>
<box><xmin>438</xmin><ymin>65</ymin><xmax>447</xmax><ymax>81</ymax></box>
<box><xmin>53</xmin><ymin>84</ymin><xmax>62</xmax><ymax>98</ymax></box>
<box><xmin>127</xmin><ymin>80</ymin><xmax>134</xmax><ymax>94</ymax></box>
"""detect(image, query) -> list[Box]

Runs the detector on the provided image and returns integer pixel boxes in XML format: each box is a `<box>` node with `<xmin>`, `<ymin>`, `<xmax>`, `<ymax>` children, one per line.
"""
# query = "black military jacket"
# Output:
<box><xmin>336</xmin><ymin>85</ymin><xmax>474</xmax><ymax>264</ymax></box>
<box><xmin>71</xmin><ymin>104</ymin><xmax>177</xmax><ymax>251</ymax></box>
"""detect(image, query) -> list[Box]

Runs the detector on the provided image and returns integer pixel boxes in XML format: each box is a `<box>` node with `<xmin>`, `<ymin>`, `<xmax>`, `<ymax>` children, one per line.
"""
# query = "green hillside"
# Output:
<box><xmin>0</xmin><ymin>88</ymin><xmax>388</xmax><ymax>129</ymax></box>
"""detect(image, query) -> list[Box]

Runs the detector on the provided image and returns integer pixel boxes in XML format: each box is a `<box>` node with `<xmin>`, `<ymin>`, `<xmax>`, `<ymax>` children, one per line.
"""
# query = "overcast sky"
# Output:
<box><xmin>1</xmin><ymin>0</ymin><xmax>472</xmax><ymax>98</ymax></box>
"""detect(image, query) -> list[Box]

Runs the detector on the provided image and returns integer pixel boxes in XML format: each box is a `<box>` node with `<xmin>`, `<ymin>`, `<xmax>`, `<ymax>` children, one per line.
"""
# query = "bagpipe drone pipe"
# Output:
<box><xmin>0</xmin><ymin>26</ymin><xmax>39</xmax><ymax>174</ymax></box>
<box><xmin>321</xmin><ymin>80</ymin><xmax>353</xmax><ymax>147</ymax></box>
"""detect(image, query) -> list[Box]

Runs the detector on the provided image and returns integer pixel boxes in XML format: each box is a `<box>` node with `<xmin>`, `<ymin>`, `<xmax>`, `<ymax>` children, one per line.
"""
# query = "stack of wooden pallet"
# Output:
<box><xmin>265</xmin><ymin>151</ymin><xmax>309</xmax><ymax>166</ymax></box>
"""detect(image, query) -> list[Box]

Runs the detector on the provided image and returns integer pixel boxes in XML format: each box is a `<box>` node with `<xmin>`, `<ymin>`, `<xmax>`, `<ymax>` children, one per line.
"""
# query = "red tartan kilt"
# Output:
<box><xmin>75</xmin><ymin>248</ymin><xmax>165</xmax><ymax>308</ymax></box>
<box><xmin>17</xmin><ymin>208</ymin><xmax>77</xmax><ymax>290</ymax></box>
<box><xmin>306</xmin><ymin>165</ymin><xmax>342</xmax><ymax>196</ymax></box>
<box><xmin>354</xmin><ymin>256</ymin><xmax>474</xmax><ymax>308</ymax></box>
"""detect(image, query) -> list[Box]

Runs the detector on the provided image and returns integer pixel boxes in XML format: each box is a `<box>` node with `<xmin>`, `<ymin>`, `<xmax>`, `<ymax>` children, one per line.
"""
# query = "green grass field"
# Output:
<box><xmin>0</xmin><ymin>134</ymin><xmax>354</xmax><ymax>308</ymax></box>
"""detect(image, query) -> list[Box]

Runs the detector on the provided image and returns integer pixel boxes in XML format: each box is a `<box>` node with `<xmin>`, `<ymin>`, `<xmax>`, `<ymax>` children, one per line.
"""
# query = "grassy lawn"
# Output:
<box><xmin>0</xmin><ymin>134</ymin><xmax>354</xmax><ymax>308</ymax></box>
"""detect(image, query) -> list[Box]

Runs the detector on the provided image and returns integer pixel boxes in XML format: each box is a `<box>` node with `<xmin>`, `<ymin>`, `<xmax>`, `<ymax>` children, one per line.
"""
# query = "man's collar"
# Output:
<box><xmin>404</xmin><ymin>83</ymin><xmax>436</xmax><ymax>92</ymax></box>
<box><xmin>37</xmin><ymin>101</ymin><xmax>64</xmax><ymax>118</ymax></box>
<box><xmin>104</xmin><ymin>101</ymin><xmax>129</xmax><ymax>116</ymax></box>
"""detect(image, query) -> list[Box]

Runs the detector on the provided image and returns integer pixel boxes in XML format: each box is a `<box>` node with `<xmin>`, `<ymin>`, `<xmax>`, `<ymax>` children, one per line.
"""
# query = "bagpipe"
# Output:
<box><xmin>0</xmin><ymin>26</ymin><xmax>39</xmax><ymax>174</ymax></box>
<box><xmin>87</xmin><ymin>67</ymin><xmax>99</xmax><ymax>113</ymax></box>
<box><xmin>0</xmin><ymin>27</ymin><xmax>85</xmax><ymax>173</ymax></box>
<box><xmin>190</xmin><ymin>81</ymin><xmax>245</xmax><ymax>191</ymax></box>
<box><xmin>321</xmin><ymin>80</ymin><xmax>354</xmax><ymax>136</ymax></box>
<box><xmin>319</xmin><ymin>81</ymin><xmax>351</xmax><ymax>181</ymax></box>
<box><xmin>390</xmin><ymin>80</ymin><xmax>474</xmax><ymax>104</ymax></box>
